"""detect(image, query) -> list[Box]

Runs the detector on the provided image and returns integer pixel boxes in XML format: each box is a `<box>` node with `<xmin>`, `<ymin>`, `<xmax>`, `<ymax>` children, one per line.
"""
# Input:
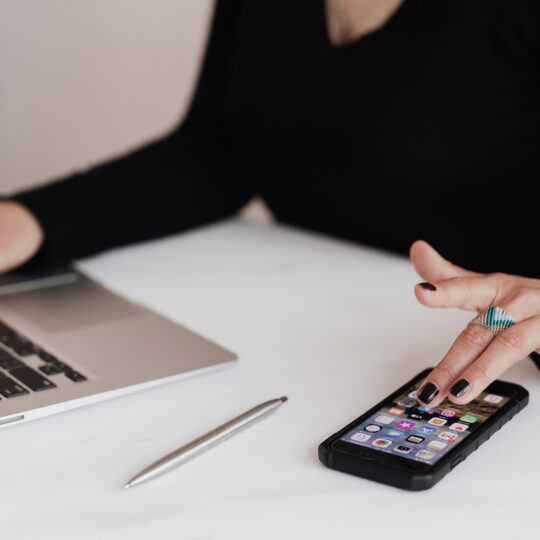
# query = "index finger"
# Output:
<box><xmin>414</xmin><ymin>274</ymin><xmax>503</xmax><ymax>312</ymax></box>
<box><xmin>417</xmin><ymin>323</ymin><xmax>494</xmax><ymax>408</ymax></box>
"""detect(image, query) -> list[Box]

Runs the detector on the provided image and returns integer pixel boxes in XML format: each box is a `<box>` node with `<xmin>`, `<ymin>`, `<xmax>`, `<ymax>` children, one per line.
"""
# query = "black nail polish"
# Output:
<box><xmin>420</xmin><ymin>282</ymin><xmax>437</xmax><ymax>291</ymax></box>
<box><xmin>450</xmin><ymin>379</ymin><xmax>471</xmax><ymax>398</ymax></box>
<box><xmin>418</xmin><ymin>382</ymin><xmax>439</xmax><ymax>404</ymax></box>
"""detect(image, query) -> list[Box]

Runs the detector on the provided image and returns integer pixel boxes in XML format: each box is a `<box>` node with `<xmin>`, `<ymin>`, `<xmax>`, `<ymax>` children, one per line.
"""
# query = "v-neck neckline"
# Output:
<box><xmin>318</xmin><ymin>0</ymin><xmax>413</xmax><ymax>53</ymax></box>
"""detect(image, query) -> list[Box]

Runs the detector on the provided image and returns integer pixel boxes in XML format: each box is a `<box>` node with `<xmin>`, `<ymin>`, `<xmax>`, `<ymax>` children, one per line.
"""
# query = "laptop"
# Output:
<box><xmin>0</xmin><ymin>265</ymin><xmax>236</xmax><ymax>428</ymax></box>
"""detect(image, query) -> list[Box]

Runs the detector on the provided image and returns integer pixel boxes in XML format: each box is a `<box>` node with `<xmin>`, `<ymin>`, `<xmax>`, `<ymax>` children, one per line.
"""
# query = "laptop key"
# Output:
<box><xmin>38</xmin><ymin>351</ymin><xmax>64</xmax><ymax>366</ymax></box>
<box><xmin>0</xmin><ymin>321</ymin><xmax>16</xmax><ymax>338</ymax></box>
<box><xmin>12</xmin><ymin>337</ymin><xmax>37</xmax><ymax>356</ymax></box>
<box><xmin>38</xmin><ymin>352</ymin><xmax>73</xmax><ymax>372</ymax></box>
<box><xmin>40</xmin><ymin>364</ymin><xmax>62</xmax><ymax>376</ymax></box>
<box><xmin>0</xmin><ymin>376</ymin><xmax>29</xmax><ymax>398</ymax></box>
<box><xmin>37</xmin><ymin>350</ymin><xmax>55</xmax><ymax>362</ymax></box>
<box><xmin>9</xmin><ymin>366</ymin><xmax>56</xmax><ymax>391</ymax></box>
<box><xmin>0</xmin><ymin>353</ymin><xmax>25</xmax><ymax>371</ymax></box>
<box><xmin>0</xmin><ymin>348</ymin><xmax>13</xmax><ymax>361</ymax></box>
<box><xmin>64</xmin><ymin>369</ymin><xmax>87</xmax><ymax>382</ymax></box>
<box><xmin>1</xmin><ymin>335</ymin><xmax>36</xmax><ymax>356</ymax></box>
<box><xmin>12</xmin><ymin>344</ymin><xmax>37</xmax><ymax>357</ymax></box>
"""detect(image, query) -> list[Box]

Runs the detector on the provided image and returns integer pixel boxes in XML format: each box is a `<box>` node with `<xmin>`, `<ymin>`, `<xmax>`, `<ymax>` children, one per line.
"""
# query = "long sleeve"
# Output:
<box><xmin>12</xmin><ymin>0</ymin><xmax>252</xmax><ymax>264</ymax></box>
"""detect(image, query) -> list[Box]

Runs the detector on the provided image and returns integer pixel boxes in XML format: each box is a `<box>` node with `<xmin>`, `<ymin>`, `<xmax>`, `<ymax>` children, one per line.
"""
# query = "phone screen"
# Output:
<box><xmin>340</xmin><ymin>380</ymin><xmax>510</xmax><ymax>465</ymax></box>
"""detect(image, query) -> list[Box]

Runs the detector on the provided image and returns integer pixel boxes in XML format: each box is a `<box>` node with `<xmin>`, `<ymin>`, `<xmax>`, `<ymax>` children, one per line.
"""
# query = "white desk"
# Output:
<box><xmin>4</xmin><ymin>219</ymin><xmax>538</xmax><ymax>539</ymax></box>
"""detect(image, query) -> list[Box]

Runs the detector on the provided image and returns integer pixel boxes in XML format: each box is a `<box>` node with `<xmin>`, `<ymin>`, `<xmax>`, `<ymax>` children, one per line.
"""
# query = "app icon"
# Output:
<box><xmin>440</xmin><ymin>409</ymin><xmax>457</xmax><ymax>418</ymax></box>
<box><xmin>484</xmin><ymin>394</ymin><xmax>503</xmax><ymax>404</ymax></box>
<box><xmin>373</xmin><ymin>438</ymin><xmax>392</xmax><ymax>448</ymax></box>
<box><xmin>418</xmin><ymin>405</ymin><xmax>436</xmax><ymax>413</ymax></box>
<box><xmin>406</xmin><ymin>435</ymin><xmax>425</xmax><ymax>444</ymax></box>
<box><xmin>396</xmin><ymin>420</ymin><xmax>415</xmax><ymax>430</ymax></box>
<box><xmin>408</xmin><ymin>390</ymin><xmax>418</xmax><ymax>398</ymax></box>
<box><xmin>364</xmin><ymin>424</ymin><xmax>382</xmax><ymax>433</ymax></box>
<box><xmin>397</xmin><ymin>398</ymin><xmax>417</xmax><ymax>408</ymax></box>
<box><xmin>428</xmin><ymin>417</ymin><xmax>447</xmax><ymax>427</ymax></box>
<box><xmin>395</xmin><ymin>444</ymin><xmax>413</xmax><ymax>454</ymax></box>
<box><xmin>416</xmin><ymin>449</ymin><xmax>436</xmax><ymax>460</ymax></box>
<box><xmin>408</xmin><ymin>412</ymin><xmax>424</xmax><ymax>421</ymax></box>
<box><xmin>417</xmin><ymin>426</ymin><xmax>436</xmax><ymax>435</ymax></box>
<box><xmin>386</xmin><ymin>429</ymin><xmax>405</xmax><ymax>438</ymax></box>
<box><xmin>375</xmin><ymin>415</ymin><xmax>394</xmax><ymax>425</ymax></box>
<box><xmin>351</xmin><ymin>432</ymin><xmax>372</xmax><ymax>443</ymax></box>
<box><xmin>439</xmin><ymin>431</ymin><xmax>458</xmax><ymax>442</ymax></box>
<box><xmin>427</xmin><ymin>440</ymin><xmax>447</xmax><ymax>451</ymax></box>
<box><xmin>460</xmin><ymin>414</ymin><xmax>478</xmax><ymax>424</ymax></box>
<box><xmin>388</xmin><ymin>407</ymin><xmax>405</xmax><ymax>416</ymax></box>
<box><xmin>449</xmin><ymin>422</ymin><xmax>469</xmax><ymax>432</ymax></box>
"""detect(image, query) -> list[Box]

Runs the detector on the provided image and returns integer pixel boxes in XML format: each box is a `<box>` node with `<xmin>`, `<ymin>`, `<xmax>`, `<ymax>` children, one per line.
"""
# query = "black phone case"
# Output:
<box><xmin>318</xmin><ymin>368</ymin><xmax>529</xmax><ymax>491</ymax></box>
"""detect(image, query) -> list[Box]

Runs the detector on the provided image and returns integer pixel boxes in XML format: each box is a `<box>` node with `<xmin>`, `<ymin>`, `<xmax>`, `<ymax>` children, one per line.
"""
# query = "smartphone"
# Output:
<box><xmin>318</xmin><ymin>368</ymin><xmax>528</xmax><ymax>491</ymax></box>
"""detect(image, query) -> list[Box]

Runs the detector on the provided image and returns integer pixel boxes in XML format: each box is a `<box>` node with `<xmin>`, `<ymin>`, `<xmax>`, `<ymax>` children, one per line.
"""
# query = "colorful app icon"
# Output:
<box><xmin>375</xmin><ymin>415</ymin><xmax>394</xmax><ymax>425</ymax></box>
<box><xmin>484</xmin><ymin>394</ymin><xmax>503</xmax><ymax>404</ymax></box>
<box><xmin>417</xmin><ymin>426</ymin><xmax>436</xmax><ymax>435</ymax></box>
<box><xmin>373</xmin><ymin>438</ymin><xmax>392</xmax><ymax>448</ymax></box>
<box><xmin>428</xmin><ymin>417</ymin><xmax>447</xmax><ymax>427</ymax></box>
<box><xmin>418</xmin><ymin>405</ymin><xmax>436</xmax><ymax>413</ymax></box>
<box><xmin>427</xmin><ymin>440</ymin><xmax>448</xmax><ymax>451</ymax></box>
<box><xmin>388</xmin><ymin>407</ymin><xmax>405</xmax><ymax>416</ymax></box>
<box><xmin>415</xmin><ymin>449</ymin><xmax>436</xmax><ymax>460</ymax></box>
<box><xmin>449</xmin><ymin>422</ymin><xmax>469</xmax><ymax>432</ymax></box>
<box><xmin>408</xmin><ymin>412</ymin><xmax>424</xmax><ymax>421</ymax></box>
<box><xmin>406</xmin><ymin>435</ymin><xmax>425</xmax><ymax>444</ymax></box>
<box><xmin>439</xmin><ymin>431</ymin><xmax>458</xmax><ymax>442</ymax></box>
<box><xmin>408</xmin><ymin>390</ymin><xmax>418</xmax><ymax>398</ymax></box>
<box><xmin>440</xmin><ymin>409</ymin><xmax>457</xmax><ymax>417</ymax></box>
<box><xmin>396</xmin><ymin>420</ymin><xmax>415</xmax><ymax>430</ymax></box>
<box><xmin>397</xmin><ymin>398</ymin><xmax>417</xmax><ymax>408</ymax></box>
<box><xmin>364</xmin><ymin>424</ymin><xmax>382</xmax><ymax>433</ymax></box>
<box><xmin>386</xmin><ymin>429</ymin><xmax>405</xmax><ymax>438</ymax></box>
<box><xmin>395</xmin><ymin>444</ymin><xmax>412</xmax><ymax>454</ymax></box>
<box><xmin>460</xmin><ymin>414</ymin><xmax>478</xmax><ymax>424</ymax></box>
<box><xmin>351</xmin><ymin>432</ymin><xmax>371</xmax><ymax>443</ymax></box>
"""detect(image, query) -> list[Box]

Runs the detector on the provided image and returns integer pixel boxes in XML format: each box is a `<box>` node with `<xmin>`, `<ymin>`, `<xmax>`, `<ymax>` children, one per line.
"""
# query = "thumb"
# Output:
<box><xmin>409</xmin><ymin>240</ymin><xmax>479</xmax><ymax>283</ymax></box>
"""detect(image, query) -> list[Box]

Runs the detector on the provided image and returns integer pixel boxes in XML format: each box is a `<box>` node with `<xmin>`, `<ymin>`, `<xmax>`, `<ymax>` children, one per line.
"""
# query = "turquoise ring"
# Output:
<box><xmin>468</xmin><ymin>306</ymin><xmax>516</xmax><ymax>335</ymax></box>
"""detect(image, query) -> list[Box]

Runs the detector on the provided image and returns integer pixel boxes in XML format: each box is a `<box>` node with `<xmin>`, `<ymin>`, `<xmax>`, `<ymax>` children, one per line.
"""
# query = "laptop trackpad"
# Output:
<box><xmin>0</xmin><ymin>278</ymin><xmax>140</xmax><ymax>333</ymax></box>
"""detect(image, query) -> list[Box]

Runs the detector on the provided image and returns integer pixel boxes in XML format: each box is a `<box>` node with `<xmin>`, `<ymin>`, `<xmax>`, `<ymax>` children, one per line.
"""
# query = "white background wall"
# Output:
<box><xmin>0</xmin><ymin>0</ymin><xmax>214</xmax><ymax>194</ymax></box>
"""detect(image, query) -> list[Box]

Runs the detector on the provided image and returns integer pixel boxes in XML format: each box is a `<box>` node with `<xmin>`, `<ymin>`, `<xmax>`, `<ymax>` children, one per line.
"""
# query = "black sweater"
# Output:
<box><xmin>13</xmin><ymin>0</ymin><xmax>540</xmax><ymax>277</ymax></box>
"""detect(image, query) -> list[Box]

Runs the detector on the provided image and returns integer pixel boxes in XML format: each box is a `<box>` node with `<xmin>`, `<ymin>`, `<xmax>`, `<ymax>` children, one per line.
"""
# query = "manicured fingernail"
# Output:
<box><xmin>419</xmin><ymin>282</ymin><xmax>437</xmax><ymax>291</ymax></box>
<box><xmin>450</xmin><ymin>379</ymin><xmax>471</xmax><ymax>398</ymax></box>
<box><xmin>418</xmin><ymin>382</ymin><xmax>439</xmax><ymax>404</ymax></box>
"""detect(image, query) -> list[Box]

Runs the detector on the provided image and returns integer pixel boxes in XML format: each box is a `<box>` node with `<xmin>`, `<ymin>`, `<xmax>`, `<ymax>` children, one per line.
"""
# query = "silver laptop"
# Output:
<box><xmin>0</xmin><ymin>265</ymin><xmax>236</xmax><ymax>429</ymax></box>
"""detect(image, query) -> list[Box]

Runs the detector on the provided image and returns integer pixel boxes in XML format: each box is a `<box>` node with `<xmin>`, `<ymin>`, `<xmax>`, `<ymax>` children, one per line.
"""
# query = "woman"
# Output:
<box><xmin>0</xmin><ymin>0</ymin><xmax>539</xmax><ymax>408</ymax></box>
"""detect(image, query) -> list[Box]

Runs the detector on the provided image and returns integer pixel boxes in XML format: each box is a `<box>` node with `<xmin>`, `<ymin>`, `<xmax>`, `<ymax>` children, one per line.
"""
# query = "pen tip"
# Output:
<box><xmin>124</xmin><ymin>482</ymin><xmax>132</xmax><ymax>489</ymax></box>
<box><xmin>280</xmin><ymin>396</ymin><xmax>288</xmax><ymax>402</ymax></box>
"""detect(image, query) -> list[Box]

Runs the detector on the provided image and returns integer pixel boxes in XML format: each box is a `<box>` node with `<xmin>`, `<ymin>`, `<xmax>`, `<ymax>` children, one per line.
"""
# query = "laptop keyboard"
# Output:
<box><xmin>0</xmin><ymin>320</ymin><xmax>86</xmax><ymax>400</ymax></box>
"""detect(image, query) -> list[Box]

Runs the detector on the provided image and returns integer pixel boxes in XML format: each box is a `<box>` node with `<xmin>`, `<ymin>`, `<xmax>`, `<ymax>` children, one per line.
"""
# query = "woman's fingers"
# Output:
<box><xmin>417</xmin><ymin>324</ymin><xmax>494</xmax><ymax>408</ymax></box>
<box><xmin>411</xmin><ymin>241</ymin><xmax>540</xmax><ymax>407</ymax></box>
<box><xmin>417</xmin><ymin>289</ymin><xmax>540</xmax><ymax>407</ymax></box>
<box><xmin>410</xmin><ymin>240</ymin><xmax>479</xmax><ymax>283</ymax></box>
<box><xmin>447</xmin><ymin>315</ymin><xmax>540</xmax><ymax>404</ymax></box>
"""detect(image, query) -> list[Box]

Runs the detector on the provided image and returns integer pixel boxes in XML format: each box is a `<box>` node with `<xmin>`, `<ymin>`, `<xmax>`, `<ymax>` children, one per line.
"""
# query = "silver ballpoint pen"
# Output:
<box><xmin>124</xmin><ymin>396</ymin><xmax>288</xmax><ymax>489</ymax></box>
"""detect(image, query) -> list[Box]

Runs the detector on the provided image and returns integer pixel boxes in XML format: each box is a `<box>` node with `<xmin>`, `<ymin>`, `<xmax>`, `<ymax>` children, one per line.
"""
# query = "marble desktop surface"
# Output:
<box><xmin>4</xmin><ymin>219</ymin><xmax>538</xmax><ymax>539</ymax></box>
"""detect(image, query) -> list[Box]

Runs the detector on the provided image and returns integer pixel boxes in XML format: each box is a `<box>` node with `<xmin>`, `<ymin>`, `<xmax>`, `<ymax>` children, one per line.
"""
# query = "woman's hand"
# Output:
<box><xmin>0</xmin><ymin>200</ymin><xmax>44</xmax><ymax>273</ymax></box>
<box><xmin>410</xmin><ymin>240</ymin><xmax>539</xmax><ymax>407</ymax></box>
